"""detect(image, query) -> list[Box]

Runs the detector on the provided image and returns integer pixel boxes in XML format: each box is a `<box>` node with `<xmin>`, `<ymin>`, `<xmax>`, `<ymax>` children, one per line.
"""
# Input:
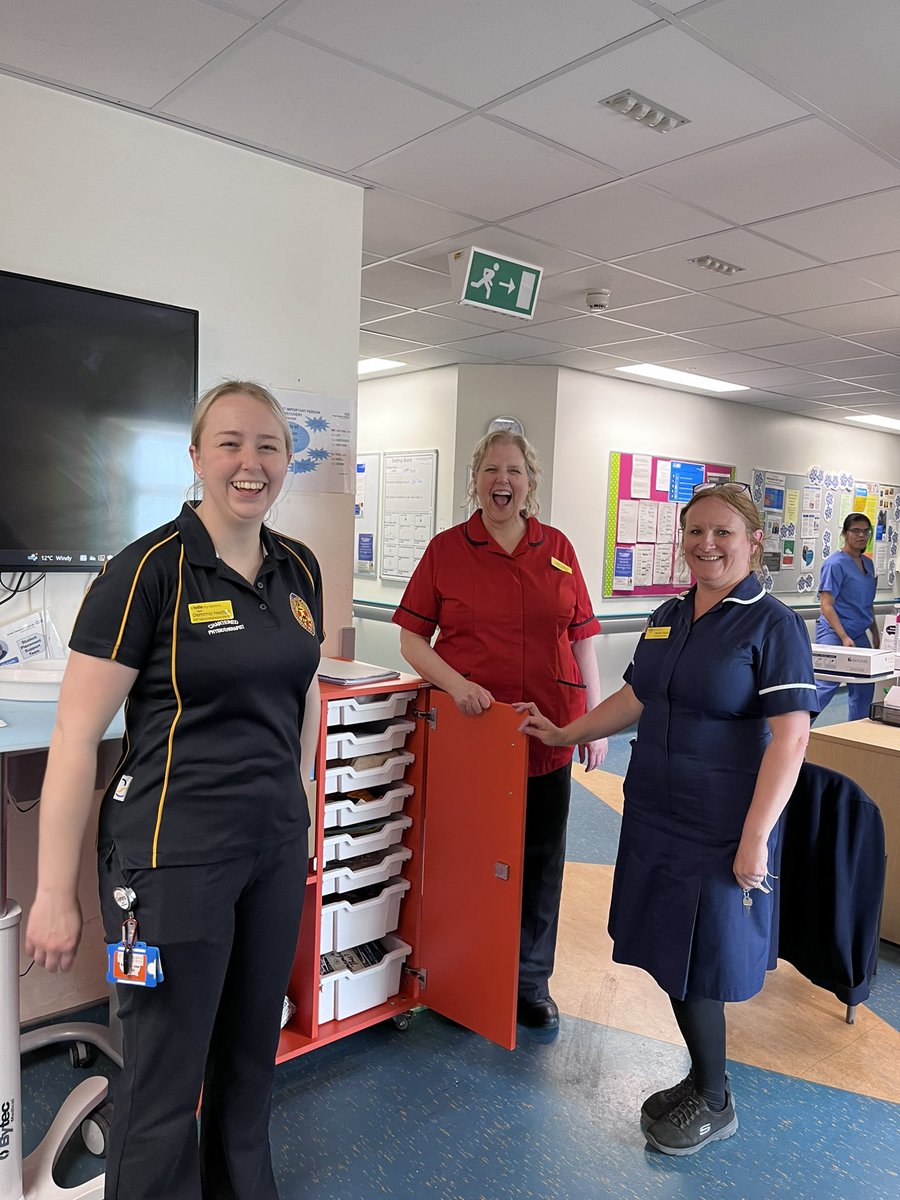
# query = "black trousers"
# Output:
<box><xmin>98</xmin><ymin>836</ymin><xmax>307</xmax><ymax>1200</ymax></box>
<box><xmin>518</xmin><ymin>763</ymin><xmax>572</xmax><ymax>1002</ymax></box>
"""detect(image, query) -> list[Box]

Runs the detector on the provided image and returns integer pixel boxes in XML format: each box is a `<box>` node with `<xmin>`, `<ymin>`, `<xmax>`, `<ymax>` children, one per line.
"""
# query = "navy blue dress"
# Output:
<box><xmin>608</xmin><ymin>574</ymin><xmax>818</xmax><ymax>1002</ymax></box>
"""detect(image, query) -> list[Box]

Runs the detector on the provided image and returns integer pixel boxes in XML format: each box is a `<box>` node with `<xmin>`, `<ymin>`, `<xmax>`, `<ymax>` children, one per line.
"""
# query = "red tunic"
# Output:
<box><xmin>392</xmin><ymin>510</ymin><xmax>600</xmax><ymax>776</ymax></box>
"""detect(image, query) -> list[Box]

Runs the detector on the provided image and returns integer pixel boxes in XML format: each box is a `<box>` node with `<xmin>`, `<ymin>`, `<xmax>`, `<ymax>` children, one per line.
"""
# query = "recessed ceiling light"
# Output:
<box><xmin>845</xmin><ymin>413</ymin><xmax>900</xmax><ymax>432</ymax></box>
<box><xmin>614</xmin><ymin>364</ymin><xmax>749</xmax><ymax>393</ymax></box>
<box><xmin>689</xmin><ymin>254</ymin><xmax>745</xmax><ymax>277</ymax></box>
<box><xmin>600</xmin><ymin>90</ymin><xmax>689</xmax><ymax>132</ymax></box>
<box><xmin>358</xmin><ymin>357</ymin><xmax>406</xmax><ymax>375</ymax></box>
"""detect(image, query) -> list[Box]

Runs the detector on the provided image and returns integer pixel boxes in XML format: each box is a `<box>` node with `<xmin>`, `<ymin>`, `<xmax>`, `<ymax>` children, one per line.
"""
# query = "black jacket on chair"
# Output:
<box><xmin>771</xmin><ymin>762</ymin><xmax>885</xmax><ymax>1006</ymax></box>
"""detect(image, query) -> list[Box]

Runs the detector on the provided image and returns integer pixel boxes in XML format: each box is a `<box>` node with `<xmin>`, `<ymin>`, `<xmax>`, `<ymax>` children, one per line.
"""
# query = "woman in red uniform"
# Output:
<box><xmin>393</xmin><ymin>430</ymin><xmax>605</xmax><ymax>1029</ymax></box>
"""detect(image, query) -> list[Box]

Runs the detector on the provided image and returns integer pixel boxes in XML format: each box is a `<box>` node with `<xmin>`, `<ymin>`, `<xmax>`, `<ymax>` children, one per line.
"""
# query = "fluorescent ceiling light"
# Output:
<box><xmin>358</xmin><ymin>357</ymin><xmax>406</xmax><ymax>375</ymax></box>
<box><xmin>614</xmin><ymin>364</ymin><xmax>749</xmax><ymax>393</ymax></box>
<box><xmin>845</xmin><ymin>413</ymin><xmax>900</xmax><ymax>431</ymax></box>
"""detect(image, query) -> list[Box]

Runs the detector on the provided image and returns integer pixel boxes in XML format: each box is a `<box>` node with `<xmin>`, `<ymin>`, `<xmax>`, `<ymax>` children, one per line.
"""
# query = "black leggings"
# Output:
<box><xmin>669</xmin><ymin>995</ymin><xmax>727</xmax><ymax>1110</ymax></box>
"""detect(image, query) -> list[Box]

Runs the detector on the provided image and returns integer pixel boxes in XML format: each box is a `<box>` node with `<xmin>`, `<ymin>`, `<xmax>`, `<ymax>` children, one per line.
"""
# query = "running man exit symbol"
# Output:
<box><xmin>449</xmin><ymin>247</ymin><xmax>543</xmax><ymax>320</ymax></box>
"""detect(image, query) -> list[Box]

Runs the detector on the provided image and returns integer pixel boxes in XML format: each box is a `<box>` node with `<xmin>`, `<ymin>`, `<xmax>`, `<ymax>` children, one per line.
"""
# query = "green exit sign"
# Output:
<box><xmin>449</xmin><ymin>247</ymin><xmax>543</xmax><ymax>320</ymax></box>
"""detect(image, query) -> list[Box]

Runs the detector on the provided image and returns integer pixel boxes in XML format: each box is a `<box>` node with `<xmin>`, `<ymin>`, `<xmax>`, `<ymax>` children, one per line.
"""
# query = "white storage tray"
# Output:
<box><xmin>319</xmin><ymin>877</ymin><xmax>411</xmax><ymax>956</ymax></box>
<box><xmin>321</xmin><ymin>845</ymin><xmax>412</xmax><ymax>897</ymax></box>
<box><xmin>324</xmin><ymin>783</ymin><xmax>413</xmax><ymax>830</ymax></box>
<box><xmin>326</xmin><ymin>691</ymin><xmax>413</xmax><ymax>728</ymax></box>
<box><xmin>323</xmin><ymin>814</ymin><xmax>412</xmax><ymax>865</ymax></box>
<box><xmin>324</xmin><ymin>751</ymin><xmax>414</xmax><ymax>796</ymax></box>
<box><xmin>325</xmin><ymin>719</ymin><xmax>415</xmax><ymax>762</ymax></box>
<box><xmin>318</xmin><ymin>935</ymin><xmax>412</xmax><ymax>1023</ymax></box>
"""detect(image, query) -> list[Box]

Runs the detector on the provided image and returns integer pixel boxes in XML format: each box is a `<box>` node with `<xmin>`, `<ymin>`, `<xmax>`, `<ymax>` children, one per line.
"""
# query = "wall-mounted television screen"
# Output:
<box><xmin>0</xmin><ymin>270</ymin><xmax>199</xmax><ymax>571</ymax></box>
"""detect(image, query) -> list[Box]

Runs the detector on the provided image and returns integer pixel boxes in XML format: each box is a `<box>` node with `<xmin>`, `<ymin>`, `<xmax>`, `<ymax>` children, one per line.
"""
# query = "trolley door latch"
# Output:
<box><xmin>412</xmin><ymin>706</ymin><xmax>438</xmax><ymax>730</ymax></box>
<box><xmin>403</xmin><ymin>964</ymin><xmax>427</xmax><ymax>990</ymax></box>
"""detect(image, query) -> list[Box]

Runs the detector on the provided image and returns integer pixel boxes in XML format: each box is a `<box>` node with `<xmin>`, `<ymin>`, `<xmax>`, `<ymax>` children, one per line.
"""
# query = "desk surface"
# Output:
<box><xmin>808</xmin><ymin>717</ymin><xmax>900</xmax><ymax>758</ymax></box>
<box><xmin>0</xmin><ymin>700</ymin><xmax>125</xmax><ymax>754</ymax></box>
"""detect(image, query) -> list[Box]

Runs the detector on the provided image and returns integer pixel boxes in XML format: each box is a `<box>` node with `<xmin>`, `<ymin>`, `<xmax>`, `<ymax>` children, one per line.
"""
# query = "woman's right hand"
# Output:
<box><xmin>840</xmin><ymin>634</ymin><xmax>855</xmax><ymax>648</ymax></box>
<box><xmin>25</xmin><ymin>891</ymin><xmax>83</xmax><ymax>973</ymax></box>
<box><xmin>513</xmin><ymin>701</ymin><xmax>564</xmax><ymax>745</ymax></box>
<box><xmin>449</xmin><ymin>679</ymin><xmax>494</xmax><ymax>716</ymax></box>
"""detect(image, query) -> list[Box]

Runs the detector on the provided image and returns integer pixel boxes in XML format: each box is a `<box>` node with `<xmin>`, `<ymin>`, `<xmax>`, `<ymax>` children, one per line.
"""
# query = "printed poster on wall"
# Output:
<box><xmin>273</xmin><ymin>389</ymin><xmax>354</xmax><ymax>493</ymax></box>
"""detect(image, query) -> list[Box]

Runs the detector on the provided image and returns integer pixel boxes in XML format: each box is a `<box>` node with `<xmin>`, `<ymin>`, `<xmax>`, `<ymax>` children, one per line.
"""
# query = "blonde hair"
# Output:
<box><xmin>467</xmin><ymin>430</ymin><xmax>542</xmax><ymax>517</ymax></box>
<box><xmin>679</xmin><ymin>484</ymin><xmax>765</xmax><ymax>577</ymax></box>
<box><xmin>192</xmin><ymin>380</ymin><xmax>293</xmax><ymax>457</ymax></box>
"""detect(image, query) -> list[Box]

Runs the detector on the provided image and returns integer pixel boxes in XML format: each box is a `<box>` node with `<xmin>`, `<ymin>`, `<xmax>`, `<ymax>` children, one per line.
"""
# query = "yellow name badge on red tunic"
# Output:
<box><xmin>644</xmin><ymin>626</ymin><xmax>671</xmax><ymax>639</ymax></box>
<box><xmin>550</xmin><ymin>557</ymin><xmax>572</xmax><ymax>574</ymax></box>
<box><xmin>290</xmin><ymin>593</ymin><xmax>316</xmax><ymax>635</ymax></box>
<box><xmin>188</xmin><ymin>601</ymin><xmax>234</xmax><ymax>624</ymax></box>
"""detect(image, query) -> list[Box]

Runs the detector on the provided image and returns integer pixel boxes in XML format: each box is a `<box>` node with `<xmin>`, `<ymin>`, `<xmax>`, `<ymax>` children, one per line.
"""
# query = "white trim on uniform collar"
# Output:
<box><xmin>723</xmin><ymin>584</ymin><xmax>766</xmax><ymax>606</ymax></box>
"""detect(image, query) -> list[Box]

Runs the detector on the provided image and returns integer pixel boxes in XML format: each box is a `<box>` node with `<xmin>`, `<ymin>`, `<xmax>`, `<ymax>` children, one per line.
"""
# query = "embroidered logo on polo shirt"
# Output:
<box><xmin>113</xmin><ymin>774</ymin><xmax>133</xmax><ymax>802</ymax></box>
<box><xmin>290</xmin><ymin>593</ymin><xmax>316</xmax><ymax>635</ymax></box>
<box><xmin>188</xmin><ymin>601</ymin><xmax>234</xmax><ymax>623</ymax></box>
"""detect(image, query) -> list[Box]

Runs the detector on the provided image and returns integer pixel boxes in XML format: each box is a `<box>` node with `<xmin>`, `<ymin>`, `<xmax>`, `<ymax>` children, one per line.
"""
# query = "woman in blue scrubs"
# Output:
<box><xmin>814</xmin><ymin>513</ymin><xmax>880</xmax><ymax>721</ymax></box>
<box><xmin>516</xmin><ymin>483</ymin><xmax>817</xmax><ymax>1157</ymax></box>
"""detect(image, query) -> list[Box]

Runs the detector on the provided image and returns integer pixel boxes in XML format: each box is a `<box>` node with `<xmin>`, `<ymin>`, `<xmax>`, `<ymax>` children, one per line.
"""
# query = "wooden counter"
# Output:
<box><xmin>806</xmin><ymin>718</ymin><xmax>900</xmax><ymax>943</ymax></box>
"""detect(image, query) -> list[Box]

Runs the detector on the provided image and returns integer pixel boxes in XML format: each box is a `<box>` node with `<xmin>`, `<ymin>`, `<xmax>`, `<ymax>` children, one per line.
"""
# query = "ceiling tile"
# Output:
<box><xmin>400</xmin><ymin>229</ymin><xmax>598</xmax><ymax>277</ymax></box>
<box><xmin>518</xmin><ymin>349</ymin><xmax>638</xmax><ymax>371</ymax></box>
<box><xmin>683</xmin><ymin>318</ymin><xmax>823</xmax><ymax>350</ymax></box>
<box><xmin>358</xmin><ymin>329</ymin><xmax>427</xmax><ymax>357</ymax></box>
<box><xmin>277</xmin><ymin>0</ymin><xmax>654</xmax><ymax>107</ymax></box>
<box><xmin>845</xmin><ymin>402</ymin><xmax>900</xmax><ymax>419</ymax></box>
<box><xmin>686</xmin><ymin>0</ymin><xmax>900</xmax><ymax>160</ymax></box>
<box><xmin>506</xmin><ymin>181</ymin><xmax>730</xmax><ymax>259</ymax></box>
<box><xmin>774</xmin><ymin>380</ymin><xmax>878</xmax><ymax>398</ymax></box>
<box><xmin>850</xmin><ymin>330</ymin><xmax>900</xmax><ymax>355</ymax></box>
<box><xmin>838</xmin><ymin>251</ymin><xmax>900</xmax><ymax>292</ymax></box>
<box><xmin>749</xmin><ymin>189</ymin><xmax>900</xmax><ymax>262</ymax></box>
<box><xmin>604</xmin><ymin>293</ymin><xmax>758</xmax><ymax>334</ymax></box>
<box><xmin>843</xmin><ymin>374</ymin><xmax>900</xmax><ymax>393</ymax></box>
<box><xmin>819</xmin><ymin>355</ymin><xmax>900</xmax><ymax>380</ymax></box>
<box><xmin>612</xmin><ymin>229</ymin><xmax>817</xmax><ymax>291</ymax></box>
<box><xmin>0</xmin><ymin>0</ymin><xmax>252</xmax><ymax>106</ymax></box>
<box><xmin>747</xmin><ymin>338</ymin><xmax>876</xmax><ymax>366</ymax></box>
<box><xmin>399</xmin><ymin>346</ymin><xmax>497</xmax><ymax>368</ymax></box>
<box><xmin>538</xmin><ymin>262</ymin><xmax>686</xmax><ymax>311</ymax></box>
<box><xmin>361</xmin><ymin>252</ymin><xmax>382</xmax><ymax>267</ymax></box>
<box><xmin>217</xmin><ymin>0</ymin><xmax>284</xmax><ymax>15</ymax></box>
<box><xmin>360</xmin><ymin>298</ymin><xmax>409</xmax><ymax>323</ymax></box>
<box><xmin>788</xmin><ymin>296</ymin><xmax>900</xmax><ymax>337</ymax></box>
<box><xmin>711</xmin><ymin>266</ymin><xmax>891</xmax><ymax>316</ymax></box>
<box><xmin>512</xmin><ymin>315</ymin><xmax>647</xmax><ymax>349</ymax></box>
<box><xmin>641</xmin><ymin>120</ymin><xmax>900</xmax><ymax>225</ymax></box>
<box><xmin>361</xmin><ymin>310</ymin><xmax>488</xmax><ymax>344</ymax></box>
<box><xmin>654</xmin><ymin>351</ymin><xmax>776</xmax><ymax>375</ymax></box>
<box><xmin>491</xmin><ymin>26</ymin><xmax>806</xmax><ymax>174</ymax></box>
<box><xmin>159</xmin><ymin>29</ymin><xmax>463</xmax><ymax>172</ymax></box>
<box><xmin>744</xmin><ymin>394</ymin><xmax>843</xmax><ymax>415</ymax></box>
<box><xmin>423</xmin><ymin>299</ymin><xmax>578</xmax><ymax>328</ymax></box>
<box><xmin>442</xmin><ymin>330</ymin><xmax>567</xmax><ymax>359</ymax></box>
<box><xmin>725</xmin><ymin>366</ymin><xmax>830</xmax><ymax>388</ymax></box>
<box><xmin>359</xmin><ymin>117</ymin><xmax>617</xmax><ymax>220</ymax></box>
<box><xmin>360</xmin><ymin>261</ymin><xmax>453</xmax><ymax>307</ymax></box>
<box><xmin>362</xmin><ymin>190</ymin><xmax>479</xmax><ymax>257</ymax></box>
<box><xmin>592</xmin><ymin>335</ymin><xmax>722</xmax><ymax>360</ymax></box>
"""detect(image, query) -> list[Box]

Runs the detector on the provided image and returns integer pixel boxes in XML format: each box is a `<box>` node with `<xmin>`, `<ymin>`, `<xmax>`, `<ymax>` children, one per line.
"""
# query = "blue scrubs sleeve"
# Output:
<box><xmin>757</xmin><ymin>610</ymin><xmax>818</xmax><ymax>717</ymax></box>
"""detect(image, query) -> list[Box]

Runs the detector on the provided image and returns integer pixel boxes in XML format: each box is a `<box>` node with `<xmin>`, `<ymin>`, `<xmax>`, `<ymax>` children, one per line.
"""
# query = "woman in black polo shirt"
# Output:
<box><xmin>26</xmin><ymin>380</ymin><xmax>323</xmax><ymax>1200</ymax></box>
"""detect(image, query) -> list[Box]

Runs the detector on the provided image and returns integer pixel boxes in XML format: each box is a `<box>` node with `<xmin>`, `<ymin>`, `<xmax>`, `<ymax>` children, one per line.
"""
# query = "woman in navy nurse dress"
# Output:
<box><xmin>516</xmin><ymin>483</ymin><xmax>817</xmax><ymax>1158</ymax></box>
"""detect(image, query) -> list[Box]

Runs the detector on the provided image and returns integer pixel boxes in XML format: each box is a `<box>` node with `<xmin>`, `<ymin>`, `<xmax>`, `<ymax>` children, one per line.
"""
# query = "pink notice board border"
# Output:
<box><xmin>602</xmin><ymin>451</ymin><xmax>735</xmax><ymax>598</ymax></box>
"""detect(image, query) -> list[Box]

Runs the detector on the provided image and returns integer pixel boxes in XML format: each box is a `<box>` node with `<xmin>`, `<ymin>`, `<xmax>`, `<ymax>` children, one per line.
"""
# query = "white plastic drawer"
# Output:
<box><xmin>324</xmin><ymin>751</ymin><xmax>414</xmax><ymax>796</ymax></box>
<box><xmin>321</xmin><ymin>845</ymin><xmax>412</xmax><ymax>897</ymax></box>
<box><xmin>323</xmin><ymin>814</ymin><xmax>412</xmax><ymax>865</ymax></box>
<box><xmin>324</xmin><ymin>783</ymin><xmax>413</xmax><ymax>830</ymax></box>
<box><xmin>319</xmin><ymin>877</ymin><xmax>411</xmax><ymax>956</ymax></box>
<box><xmin>325</xmin><ymin>719</ymin><xmax>415</xmax><ymax>762</ymax></box>
<box><xmin>326</xmin><ymin>691</ymin><xmax>413</xmax><ymax>728</ymax></box>
<box><xmin>318</xmin><ymin>936</ymin><xmax>412</xmax><ymax>1023</ymax></box>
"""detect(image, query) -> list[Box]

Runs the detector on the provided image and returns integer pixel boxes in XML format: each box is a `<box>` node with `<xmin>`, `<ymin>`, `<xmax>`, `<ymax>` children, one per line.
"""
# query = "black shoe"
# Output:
<box><xmin>516</xmin><ymin>996</ymin><xmax>559</xmax><ymax>1028</ymax></box>
<box><xmin>644</xmin><ymin>1084</ymin><xmax>738</xmax><ymax>1156</ymax></box>
<box><xmin>640</xmin><ymin>1072</ymin><xmax>694</xmax><ymax>1133</ymax></box>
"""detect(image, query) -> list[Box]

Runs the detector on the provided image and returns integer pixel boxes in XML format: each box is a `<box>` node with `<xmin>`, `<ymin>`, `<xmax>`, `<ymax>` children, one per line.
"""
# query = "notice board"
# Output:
<box><xmin>602</xmin><ymin>451</ymin><xmax>735</xmax><ymax>598</ymax></box>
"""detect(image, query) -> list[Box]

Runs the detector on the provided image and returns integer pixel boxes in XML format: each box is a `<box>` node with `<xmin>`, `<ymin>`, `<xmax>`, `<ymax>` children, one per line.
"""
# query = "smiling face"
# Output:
<box><xmin>682</xmin><ymin>494</ymin><xmax>761</xmax><ymax>596</ymax></box>
<box><xmin>474</xmin><ymin>439</ymin><xmax>530</xmax><ymax>528</ymax></box>
<box><xmin>189</xmin><ymin>392</ymin><xmax>289</xmax><ymax>528</ymax></box>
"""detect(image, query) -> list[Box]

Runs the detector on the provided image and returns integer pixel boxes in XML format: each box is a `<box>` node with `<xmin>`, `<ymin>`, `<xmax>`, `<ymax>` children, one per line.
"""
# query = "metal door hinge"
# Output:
<box><xmin>412</xmin><ymin>707</ymin><xmax>437</xmax><ymax>729</ymax></box>
<box><xmin>403</xmin><ymin>964</ymin><xmax>427</xmax><ymax>989</ymax></box>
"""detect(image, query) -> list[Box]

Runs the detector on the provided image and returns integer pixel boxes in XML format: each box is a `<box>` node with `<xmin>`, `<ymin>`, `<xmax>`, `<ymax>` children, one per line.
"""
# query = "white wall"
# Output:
<box><xmin>1</xmin><ymin>74</ymin><xmax>362</xmax><ymax>1020</ymax></box>
<box><xmin>1</xmin><ymin>73</ymin><xmax>362</xmax><ymax>649</ymax></box>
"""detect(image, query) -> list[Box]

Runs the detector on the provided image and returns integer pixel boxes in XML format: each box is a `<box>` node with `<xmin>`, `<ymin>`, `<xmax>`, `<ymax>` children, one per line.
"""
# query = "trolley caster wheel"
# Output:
<box><xmin>392</xmin><ymin>1013</ymin><xmax>412</xmax><ymax>1032</ymax></box>
<box><xmin>69</xmin><ymin>1040</ymin><xmax>95</xmax><ymax>1068</ymax></box>
<box><xmin>81</xmin><ymin>1101</ymin><xmax>113</xmax><ymax>1158</ymax></box>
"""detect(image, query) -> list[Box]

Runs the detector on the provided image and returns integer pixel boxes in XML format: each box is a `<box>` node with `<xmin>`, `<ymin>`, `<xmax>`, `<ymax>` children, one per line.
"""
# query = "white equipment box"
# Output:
<box><xmin>811</xmin><ymin>644</ymin><xmax>896</xmax><ymax>676</ymax></box>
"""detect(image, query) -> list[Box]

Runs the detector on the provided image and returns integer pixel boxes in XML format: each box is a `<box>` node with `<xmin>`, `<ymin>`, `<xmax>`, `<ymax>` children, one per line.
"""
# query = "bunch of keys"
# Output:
<box><xmin>741</xmin><ymin>872</ymin><xmax>776</xmax><ymax>915</ymax></box>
